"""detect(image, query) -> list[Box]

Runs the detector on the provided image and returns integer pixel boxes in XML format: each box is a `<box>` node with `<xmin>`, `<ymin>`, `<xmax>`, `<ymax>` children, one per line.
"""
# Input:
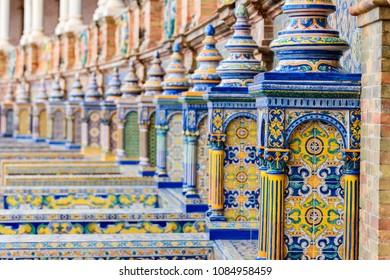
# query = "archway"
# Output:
<box><xmin>284</xmin><ymin>120</ymin><xmax>344</xmax><ymax>260</ymax></box>
<box><xmin>223</xmin><ymin>116</ymin><xmax>259</xmax><ymax>222</ymax></box>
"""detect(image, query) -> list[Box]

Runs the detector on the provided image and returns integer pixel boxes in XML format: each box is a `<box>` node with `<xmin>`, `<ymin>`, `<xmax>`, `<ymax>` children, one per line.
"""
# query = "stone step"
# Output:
<box><xmin>0</xmin><ymin>207</ymin><xmax>205</xmax><ymax>235</ymax></box>
<box><xmin>0</xmin><ymin>186</ymin><xmax>173</xmax><ymax>210</ymax></box>
<box><xmin>1</xmin><ymin>160</ymin><xmax>104</xmax><ymax>178</ymax></box>
<box><xmin>3</xmin><ymin>163</ymin><xmax>121</xmax><ymax>177</ymax></box>
<box><xmin>4</xmin><ymin>175</ymin><xmax>154</xmax><ymax>187</ymax></box>
<box><xmin>0</xmin><ymin>233</ymin><xmax>215</xmax><ymax>260</ymax></box>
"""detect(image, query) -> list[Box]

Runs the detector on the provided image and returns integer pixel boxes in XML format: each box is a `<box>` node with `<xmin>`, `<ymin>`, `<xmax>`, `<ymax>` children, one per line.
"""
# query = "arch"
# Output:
<box><xmin>148</xmin><ymin>112</ymin><xmax>157</xmax><ymax>167</ymax></box>
<box><xmin>222</xmin><ymin>112</ymin><xmax>257</xmax><ymax>134</ymax></box>
<box><xmin>286</xmin><ymin>113</ymin><xmax>347</xmax><ymax>148</ymax></box>
<box><xmin>38</xmin><ymin>109</ymin><xmax>47</xmax><ymax>138</ymax></box>
<box><xmin>284</xmin><ymin>120</ymin><xmax>344</xmax><ymax>260</ymax></box>
<box><xmin>166</xmin><ymin>111</ymin><xmax>182</xmax><ymax>125</ymax></box>
<box><xmin>223</xmin><ymin>116</ymin><xmax>259</xmax><ymax>222</ymax></box>
<box><xmin>18</xmin><ymin>109</ymin><xmax>30</xmax><ymax>135</ymax></box>
<box><xmin>124</xmin><ymin>109</ymin><xmax>138</xmax><ymax>120</ymax></box>
<box><xmin>124</xmin><ymin>111</ymin><xmax>139</xmax><ymax>159</ymax></box>
<box><xmin>196</xmin><ymin>112</ymin><xmax>208</xmax><ymax>130</ymax></box>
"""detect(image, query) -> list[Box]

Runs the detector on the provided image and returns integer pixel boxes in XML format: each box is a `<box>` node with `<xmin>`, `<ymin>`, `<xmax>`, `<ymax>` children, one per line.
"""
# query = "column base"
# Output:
<box><xmin>208</xmin><ymin>221</ymin><xmax>259</xmax><ymax>240</ymax></box>
<box><xmin>46</xmin><ymin>139</ymin><xmax>66</xmax><ymax>145</ymax></box>
<box><xmin>14</xmin><ymin>135</ymin><xmax>33</xmax><ymax>140</ymax></box>
<box><xmin>209</xmin><ymin>212</ymin><xmax>226</xmax><ymax>222</ymax></box>
<box><xmin>138</xmin><ymin>166</ymin><xmax>156</xmax><ymax>177</ymax></box>
<box><xmin>65</xmin><ymin>143</ymin><xmax>81</xmax><ymax>150</ymax></box>
<box><xmin>156</xmin><ymin>181</ymin><xmax>183</xmax><ymax>188</ymax></box>
<box><xmin>32</xmin><ymin>138</ymin><xmax>46</xmax><ymax>143</ymax></box>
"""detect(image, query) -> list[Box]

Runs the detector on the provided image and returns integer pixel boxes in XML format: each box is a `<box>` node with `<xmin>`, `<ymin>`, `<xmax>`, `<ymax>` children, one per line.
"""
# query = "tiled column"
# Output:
<box><xmin>351</xmin><ymin>1</ymin><xmax>390</xmax><ymax>260</ymax></box>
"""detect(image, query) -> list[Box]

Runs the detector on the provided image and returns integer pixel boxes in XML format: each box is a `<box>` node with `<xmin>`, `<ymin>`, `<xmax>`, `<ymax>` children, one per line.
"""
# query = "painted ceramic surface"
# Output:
<box><xmin>6</xmin><ymin>110</ymin><xmax>13</xmax><ymax>135</ymax></box>
<box><xmin>38</xmin><ymin>110</ymin><xmax>47</xmax><ymax>138</ymax></box>
<box><xmin>328</xmin><ymin>0</ymin><xmax>361</xmax><ymax>73</ymax></box>
<box><xmin>53</xmin><ymin>110</ymin><xmax>65</xmax><ymax>140</ymax></box>
<box><xmin>285</xmin><ymin>120</ymin><xmax>344</xmax><ymax>260</ymax></box>
<box><xmin>164</xmin><ymin>0</ymin><xmax>176</xmax><ymax>39</ymax></box>
<box><xmin>223</xmin><ymin>116</ymin><xmax>259</xmax><ymax>222</ymax></box>
<box><xmin>74</xmin><ymin>111</ymin><xmax>82</xmax><ymax>144</ymax></box>
<box><xmin>88</xmin><ymin>111</ymin><xmax>100</xmax><ymax>147</ymax></box>
<box><xmin>124</xmin><ymin>111</ymin><xmax>139</xmax><ymax>159</ymax></box>
<box><xmin>19</xmin><ymin>110</ymin><xmax>30</xmax><ymax>135</ymax></box>
<box><xmin>166</xmin><ymin>114</ymin><xmax>183</xmax><ymax>182</ymax></box>
<box><xmin>148</xmin><ymin>113</ymin><xmax>157</xmax><ymax>167</ymax></box>
<box><xmin>196</xmin><ymin>117</ymin><xmax>209</xmax><ymax>202</ymax></box>
<box><xmin>110</xmin><ymin>113</ymin><xmax>118</xmax><ymax>152</ymax></box>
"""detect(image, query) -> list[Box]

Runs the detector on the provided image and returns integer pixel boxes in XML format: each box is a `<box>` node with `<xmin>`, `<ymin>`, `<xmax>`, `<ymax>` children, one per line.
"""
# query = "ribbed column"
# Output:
<box><xmin>185</xmin><ymin>135</ymin><xmax>198</xmax><ymax>197</ymax></box>
<box><xmin>29</xmin><ymin>0</ymin><xmax>45</xmax><ymax>43</ymax></box>
<box><xmin>139</xmin><ymin>123</ymin><xmax>150</xmax><ymax>167</ymax></box>
<box><xmin>207</xmin><ymin>134</ymin><xmax>226</xmax><ymax>221</ymax></box>
<box><xmin>0</xmin><ymin>0</ymin><xmax>11</xmax><ymax>49</ymax></box>
<box><xmin>156</xmin><ymin>128</ymin><xmax>168</xmax><ymax>178</ymax></box>
<box><xmin>20</xmin><ymin>0</ymin><xmax>32</xmax><ymax>45</ymax></box>
<box><xmin>182</xmin><ymin>135</ymin><xmax>188</xmax><ymax>194</ymax></box>
<box><xmin>209</xmin><ymin>146</ymin><xmax>225</xmax><ymax>221</ymax></box>
<box><xmin>81</xmin><ymin>119</ymin><xmax>88</xmax><ymax>151</ymax></box>
<box><xmin>55</xmin><ymin>0</ymin><xmax>69</xmax><ymax>35</ymax></box>
<box><xmin>265</xmin><ymin>149</ymin><xmax>289</xmax><ymax>260</ymax></box>
<box><xmin>206</xmin><ymin>142</ymin><xmax>212</xmax><ymax>216</ymax></box>
<box><xmin>266</xmin><ymin>173</ymin><xmax>285</xmax><ymax>260</ymax></box>
<box><xmin>257</xmin><ymin>146</ymin><xmax>268</xmax><ymax>260</ymax></box>
<box><xmin>342</xmin><ymin>150</ymin><xmax>360</xmax><ymax>260</ymax></box>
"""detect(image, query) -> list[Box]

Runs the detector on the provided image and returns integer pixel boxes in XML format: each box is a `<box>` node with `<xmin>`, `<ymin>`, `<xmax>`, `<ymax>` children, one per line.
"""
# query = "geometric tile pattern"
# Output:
<box><xmin>53</xmin><ymin>110</ymin><xmax>64</xmax><ymax>140</ymax></box>
<box><xmin>166</xmin><ymin>114</ymin><xmax>183</xmax><ymax>182</ymax></box>
<box><xmin>88</xmin><ymin>111</ymin><xmax>100</xmax><ymax>147</ymax></box>
<box><xmin>285</xmin><ymin>120</ymin><xmax>344</xmax><ymax>260</ymax></box>
<box><xmin>223</xmin><ymin>116</ymin><xmax>260</xmax><ymax>222</ymax></box>
<box><xmin>124</xmin><ymin>111</ymin><xmax>139</xmax><ymax>159</ymax></box>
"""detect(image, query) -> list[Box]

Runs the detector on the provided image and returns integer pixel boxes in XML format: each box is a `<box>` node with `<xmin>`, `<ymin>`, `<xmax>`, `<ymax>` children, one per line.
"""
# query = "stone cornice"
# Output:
<box><xmin>350</xmin><ymin>0</ymin><xmax>390</xmax><ymax>16</ymax></box>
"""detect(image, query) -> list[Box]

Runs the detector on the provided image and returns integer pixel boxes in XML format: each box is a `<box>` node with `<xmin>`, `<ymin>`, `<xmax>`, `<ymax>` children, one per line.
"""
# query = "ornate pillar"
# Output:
<box><xmin>257</xmin><ymin>146</ymin><xmax>268</xmax><ymax>260</ymax></box>
<box><xmin>0</xmin><ymin>0</ymin><xmax>11</xmax><ymax>49</ymax></box>
<box><xmin>20</xmin><ymin>0</ymin><xmax>32</xmax><ymax>45</ymax></box>
<box><xmin>265</xmin><ymin>149</ymin><xmax>289</xmax><ymax>260</ymax></box>
<box><xmin>116</xmin><ymin>120</ymin><xmax>125</xmax><ymax>157</ymax></box>
<box><xmin>182</xmin><ymin>135</ymin><xmax>188</xmax><ymax>194</ymax></box>
<box><xmin>155</xmin><ymin>126</ymin><xmax>168</xmax><ymax>178</ymax></box>
<box><xmin>185</xmin><ymin>135</ymin><xmax>198</xmax><ymax>197</ymax></box>
<box><xmin>29</xmin><ymin>0</ymin><xmax>46</xmax><ymax>43</ymax></box>
<box><xmin>208</xmin><ymin>134</ymin><xmax>226</xmax><ymax>221</ymax></box>
<box><xmin>342</xmin><ymin>149</ymin><xmax>360</xmax><ymax>260</ymax></box>
<box><xmin>139</xmin><ymin>123</ymin><xmax>150</xmax><ymax>167</ymax></box>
